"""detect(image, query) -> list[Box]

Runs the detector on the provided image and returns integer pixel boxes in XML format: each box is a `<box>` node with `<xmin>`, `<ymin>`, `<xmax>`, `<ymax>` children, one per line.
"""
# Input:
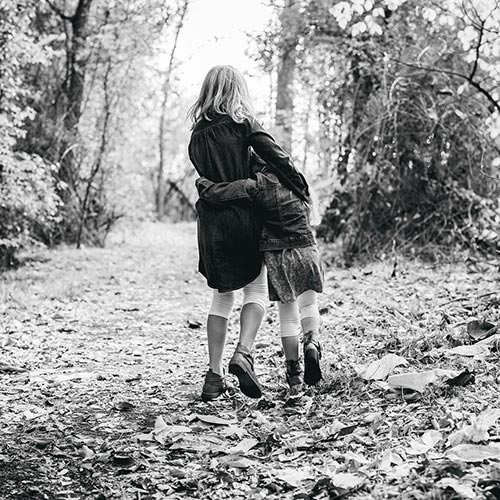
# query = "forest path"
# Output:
<box><xmin>1</xmin><ymin>222</ymin><xmax>499</xmax><ymax>500</ymax></box>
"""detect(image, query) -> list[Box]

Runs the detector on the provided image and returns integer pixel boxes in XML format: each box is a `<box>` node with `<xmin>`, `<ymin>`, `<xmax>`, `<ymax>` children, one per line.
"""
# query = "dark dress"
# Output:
<box><xmin>188</xmin><ymin>115</ymin><xmax>309</xmax><ymax>293</ymax></box>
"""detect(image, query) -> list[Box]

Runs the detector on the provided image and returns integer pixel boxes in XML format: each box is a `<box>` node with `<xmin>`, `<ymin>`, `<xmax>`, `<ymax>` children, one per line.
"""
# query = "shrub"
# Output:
<box><xmin>0</xmin><ymin>152</ymin><xmax>61</xmax><ymax>268</ymax></box>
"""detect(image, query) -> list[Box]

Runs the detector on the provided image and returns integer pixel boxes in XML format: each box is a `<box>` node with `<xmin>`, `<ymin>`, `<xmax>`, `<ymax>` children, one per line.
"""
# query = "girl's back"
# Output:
<box><xmin>188</xmin><ymin>115</ymin><xmax>254</xmax><ymax>183</ymax></box>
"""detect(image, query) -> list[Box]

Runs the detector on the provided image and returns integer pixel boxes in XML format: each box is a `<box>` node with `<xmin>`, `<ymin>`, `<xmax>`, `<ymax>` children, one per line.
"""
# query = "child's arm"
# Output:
<box><xmin>247</xmin><ymin>120</ymin><xmax>310</xmax><ymax>202</ymax></box>
<box><xmin>196</xmin><ymin>177</ymin><xmax>257</xmax><ymax>205</ymax></box>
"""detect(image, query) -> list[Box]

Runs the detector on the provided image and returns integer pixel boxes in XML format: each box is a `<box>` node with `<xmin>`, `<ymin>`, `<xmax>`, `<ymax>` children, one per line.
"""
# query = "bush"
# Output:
<box><xmin>0</xmin><ymin>152</ymin><xmax>61</xmax><ymax>268</ymax></box>
<box><xmin>318</xmin><ymin>175</ymin><xmax>500</xmax><ymax>261</ymax></box>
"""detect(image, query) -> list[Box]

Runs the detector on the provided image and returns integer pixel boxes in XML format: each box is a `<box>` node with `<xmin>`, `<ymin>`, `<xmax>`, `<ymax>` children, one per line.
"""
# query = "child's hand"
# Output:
<box><xmin>306</xmin><ymin>187</ymin><xmax>321</xmax><ymax>227</ymax></box>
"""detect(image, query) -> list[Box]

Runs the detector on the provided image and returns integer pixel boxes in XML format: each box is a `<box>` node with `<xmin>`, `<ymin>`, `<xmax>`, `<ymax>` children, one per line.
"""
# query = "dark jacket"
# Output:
<box><xmin>196</xmin><ymin>169</ymin><xmax>316</xmax><ymax>252</ymax></box>
<box><xmin>188</xmin><ymin>114</ymin><xmax>310</xmax><ymax>292</ymax></box>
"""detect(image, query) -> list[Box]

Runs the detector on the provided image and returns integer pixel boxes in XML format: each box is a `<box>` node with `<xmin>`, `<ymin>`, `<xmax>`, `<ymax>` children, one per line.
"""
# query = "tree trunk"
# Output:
<box><xmin>156</xmin><ymin>0</ymin><xmax>189</xmax><ymax>220</ymax></box>
<box><xmin>58</xmin><ymin>0</ymin><xmax>93</xmax><ymax>193</ymax></box>
<box><xmin>274</xmin><ymin>0</ymin><xmax>300</xmax><ymax>154</ymax></box>
<box><xmin>337</xmin><ymin>52</ymin><xmax>374</xmax><ymax>184</ymax></box>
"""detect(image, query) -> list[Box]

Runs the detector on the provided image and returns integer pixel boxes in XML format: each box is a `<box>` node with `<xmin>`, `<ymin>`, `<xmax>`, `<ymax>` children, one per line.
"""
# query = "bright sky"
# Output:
<box><xmin>175</xmin><ymin>0</ymin><xmax>275</xmax><ymax>114</ymax></box>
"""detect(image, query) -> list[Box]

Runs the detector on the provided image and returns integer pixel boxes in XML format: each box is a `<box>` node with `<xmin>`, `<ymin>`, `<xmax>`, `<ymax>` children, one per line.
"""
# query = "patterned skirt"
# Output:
<box><xmin>264</xmin><ymin>245</ymin><xmax>324</xmax><ymax>303</ymax></box>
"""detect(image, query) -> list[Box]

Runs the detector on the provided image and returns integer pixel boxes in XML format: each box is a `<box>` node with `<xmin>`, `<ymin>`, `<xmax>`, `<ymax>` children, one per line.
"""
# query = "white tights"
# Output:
<box><xmin>209</xmin><ymin>265</ymin><xmax>267</xmax><ymax>318</ymax></box>
<box><xmin>278</xmin><ymin>290</ymin><xmax>319</xmax><ymax>337</ymax></box>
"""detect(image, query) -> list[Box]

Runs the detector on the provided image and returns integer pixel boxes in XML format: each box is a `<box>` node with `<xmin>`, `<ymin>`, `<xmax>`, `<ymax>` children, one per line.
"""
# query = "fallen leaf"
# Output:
<box><xmin>112</xmin><ymin>454</ymin><xmax>135</xmax><ymax>467</ymax></box>
<box><xmin>387</xmin><ymin>369</ymin><xmax>460</xmax><ymax>392</ymax></box>
<box><xmin>467</xmin><ymin>320</ymin><xmax>496</xmax><ymax>340</ymax></box>
<box><xmin>437</xmin><ymin>478</ymin><xmax>476</xmax><ymax>499</ymax></box>
<box><xmin>446</xmin><ymin>369</ymin><xmax>475</xmax><ymax>387</ymax></box>
<box><xmin>330</xmin><ymin>472</ymin><xmax>364</xmax><ymax>489</ymax></box>
<box><xmin>135</xmin><ymin>433</ymin><xmax>154</xmax><ymax>442</ymax></box>
<box><xmin>154</xmin><ymin>416</ymin><xmax>168</xmax><ymax>432</ymax></box>
<box><xmin>343</xmin><ymin>450</ymin><xmax>369</xmax><ymax>465</ymax></box>
<box><xmin>406</xmin><ymin>430</ymin><xmax>442</xmax><ymax>455</ymax></box>
<box><xmin>155</xmin><ymin>425</ymin><xmax>192</xmax><ymax>443</ymax></box>
<box><xmin>24</xmin><ymin>409</ymin><xmax>49</xmax><ymax>420</ymax></box>
<box><xmin>152</xmin><ymin>416</ymin><xmax>191</xmax><ymax>445</ymax></box>
<box><xmin>32</xmin><ymin>437</ymin><xmax>52</xmax><ymax>449</ymax></box>
<box><xmin>81</xmin><ymin>445</ymin><xmax>95</xmax><ymax>460</ymax></box>
<box><xmin>446</xmin><ymin>444</ymin><xmax>500</xmax><ymax>462</ymax></box>
<box><xmin>448</xmin><ymin>344</ymin><xmax>490</xmax><ymax>357</ymax></box>
<box><xmin>114</xmin><ymin>401</ymin><xmax>134</xmax><ymax>411</ymax></box>
<box><xmin>378</xmin><ymin>449</ymin><xmax>404</xmax><ymax>472</ymax></box>
<box><xmin>275</xmin><ymin>467</ymin><xmax>313</xmax><ymax>487</ymax></box>
<box><xmin>317</xmin><ymin>420</ymin><xmax>350</xmax><ymax>440</ymax></box>
<box><xmin>170</xmin><ymin>434</ymin><xmax>224</xmax><ymax>453</ymax></box>
<box><xmin>220</xmin><ymin>425</ymin><xmax>247</xmax><ymax>438</ymax></box>
<box><xmin>196</xmin><ymin>414</ymin><xmax>237</xmax><ymax>426</ymax></box>
<box><xmin>218</xmin><ymin>454</ymin><xmax>256</xmax><ymax>469</ymax></box>
<box><xmin>226</xmin><ymin>437</ymin><xmax>259</xmax><ymax>455</ymax></box>
<box><xmin>448</xmin><ymin>408</ymin><xmax>500</xmax><ymax>446</ymax></box>
<box><xmin>386</xmin><ymin>463</ymin><xmax>411</xmax><ymax>480</ymax></box>
<box><xmin>359</xmin><ymin>354</ymin><xmax>408</xmax><ymax>381</ymax></box>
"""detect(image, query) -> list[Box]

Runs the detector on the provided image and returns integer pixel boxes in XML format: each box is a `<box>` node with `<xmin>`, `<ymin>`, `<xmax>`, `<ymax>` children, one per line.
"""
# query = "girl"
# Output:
<box><xmin>188</xmin><ymin>65</ymin><xmax>310</xmax><ymax>401</ymax></box>
<box><xmin>196</xmin><ymin>153</ymin><xmax>324</xmax><ymax>395</ymax></box>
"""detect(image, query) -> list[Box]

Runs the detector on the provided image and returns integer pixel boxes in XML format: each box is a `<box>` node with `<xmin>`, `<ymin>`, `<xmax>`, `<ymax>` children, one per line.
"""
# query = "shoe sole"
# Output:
<box><xmin>304</xmin><ymin>348</ymin><xmax>322</xmax><ymax>386</ymax></box>
<box><xmin>228</xmin><ymin>363</ymin><xmax>262</xmax><ymax>398</ymax></box>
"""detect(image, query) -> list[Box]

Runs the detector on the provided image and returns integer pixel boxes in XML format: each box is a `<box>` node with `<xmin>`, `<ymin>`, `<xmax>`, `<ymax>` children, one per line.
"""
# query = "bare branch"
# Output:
<box><xmin>468</xmin><ymin>20</ymin><xmax>485</xmax><ymax>82</ymax></box>
<box><xmin>388</xmin><ymin>56</ymin><xmax>500</xmax><ymax>114</ymax></box>
<box><xmin>45</xmin><ymin>0</ymin><xmax>73</xmax><ymax>21</ymax></box>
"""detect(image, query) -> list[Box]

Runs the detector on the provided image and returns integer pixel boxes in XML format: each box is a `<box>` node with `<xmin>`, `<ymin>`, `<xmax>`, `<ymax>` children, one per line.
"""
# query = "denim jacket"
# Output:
<box><xmin>189</xmin><ymin>114</ymin><xmax>310</xmax><ymax>292</ymax></box>
<box><xmin>196</xmin><ymin>168</ymin><xmax>316</xmax><ymax>252</ymax></box>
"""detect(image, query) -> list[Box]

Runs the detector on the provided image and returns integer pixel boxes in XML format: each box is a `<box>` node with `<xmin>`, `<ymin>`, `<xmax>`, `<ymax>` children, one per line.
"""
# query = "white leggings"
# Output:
<box><xmin>209</xmin><ymin>265</ymin><xmax>267</xmax><ymax>319</ymax></box>
<box><xmin>278</xmin><ymin>290</ymin><xmax>319</xmax><ymax>338</ymax></box>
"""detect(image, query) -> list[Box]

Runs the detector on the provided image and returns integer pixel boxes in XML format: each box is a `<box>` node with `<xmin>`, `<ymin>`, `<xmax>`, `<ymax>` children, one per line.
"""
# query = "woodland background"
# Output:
<box><xmin>2</xmin><ymin>2</ymin><xmax>500</xmax><ymax>499</ymax></box>
<box><xmin>1</xmin><ymin>0</ymin><xmax>499</xmax><ymax>268</ymax></box>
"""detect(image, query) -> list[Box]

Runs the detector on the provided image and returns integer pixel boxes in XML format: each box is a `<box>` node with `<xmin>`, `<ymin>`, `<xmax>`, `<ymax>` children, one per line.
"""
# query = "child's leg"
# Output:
<box><xmin>297</xmin><ymin>290</ymin><xmax>320</xmax><ymax>339</ymax></box>
<box><xmin>239</xmin><ymin>264</ymin><xmax>267</xmax><ymax>350</ymax></box>
<box><xmin>278</xmin><ymin>301</ymin><xmax>301</xmax><ymax>360</ymax></box>
<box><xmin>297</xmin><ymin>290</ymin><xmax>322</xmax><ymax>385</ymax></box>
<box><xmin>207</xmin><ymin>290</ymin><xmax>235</xmax><ymax>375</ymax></box>
<box><xmin>228</xmin><ymin>264</ymin><xmax>267</xmax><ymax>398</ymax></box>
<box><xmin>278</xmin><ymin>301</ymin><xmax>303</xmax><ymax>391</ymax></box>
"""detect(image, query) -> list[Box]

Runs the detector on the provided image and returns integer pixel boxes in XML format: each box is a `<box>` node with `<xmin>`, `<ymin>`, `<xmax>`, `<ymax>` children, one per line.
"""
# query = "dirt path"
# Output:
<box><xmin>1</xmin><ymin>222</ymin><xmax>499</xmax><ymax>499</ymax></box>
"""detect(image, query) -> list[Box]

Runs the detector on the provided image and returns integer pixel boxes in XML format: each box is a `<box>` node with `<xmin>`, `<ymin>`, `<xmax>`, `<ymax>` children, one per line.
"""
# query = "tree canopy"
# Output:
<box><xmin>1</xmin><ymin>0</ymin><xmax>499</xmax><ymax>267</ymax></box>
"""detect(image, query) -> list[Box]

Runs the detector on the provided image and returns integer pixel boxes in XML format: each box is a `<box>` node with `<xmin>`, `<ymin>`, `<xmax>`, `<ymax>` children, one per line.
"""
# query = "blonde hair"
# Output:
<box><xmin>188</xmin><ymin>65</ymin><xmax>254</xmax><ymax>124</ymax></box>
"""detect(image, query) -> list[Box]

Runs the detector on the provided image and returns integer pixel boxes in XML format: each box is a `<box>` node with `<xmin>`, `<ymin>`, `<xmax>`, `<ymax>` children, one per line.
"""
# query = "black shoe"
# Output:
<box><xmin>228</xmin><ymin>343</ymin><xmax>262</xmax><ymax>398</ymax></box>
<box><xmin>303</xmin><ymin>331</ymin><xmax>322</xmax><ymax>386</ymax></box>
<box><xmin>286</xmin><ymin>359</ymin><xmax>303</xmax><ymax>398</ymax></box>
<box><xmin>201</xmin><ymin>369</ymin><xmax>227</xmax><ymax>402</ymax></box>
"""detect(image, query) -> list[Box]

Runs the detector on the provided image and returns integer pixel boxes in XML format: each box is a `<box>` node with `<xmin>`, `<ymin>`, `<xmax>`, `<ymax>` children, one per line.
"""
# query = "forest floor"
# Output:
<box><xmin>1</xmin><ymin>222</ymin><xmax>500</xmax><ymax>500</ymax></box>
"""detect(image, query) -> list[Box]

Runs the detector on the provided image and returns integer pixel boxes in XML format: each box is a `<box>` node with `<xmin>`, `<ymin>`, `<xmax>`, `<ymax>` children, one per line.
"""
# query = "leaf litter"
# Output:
<box><xmin>0</xmin><ymin>222</ymin><xmax>499</xmax><ymax>499</ymax></box>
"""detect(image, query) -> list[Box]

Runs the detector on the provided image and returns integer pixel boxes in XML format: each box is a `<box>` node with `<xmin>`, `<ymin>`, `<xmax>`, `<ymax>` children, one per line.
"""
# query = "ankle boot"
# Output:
<box><xmin>228</xmin><ymin>343</ymin><xmax>262</xmax><ymax>398</ymax></box>
<box><xmin>303</xmin><ymin>331</ymin><xmax>322</xmax><ymax>386</ymax></box>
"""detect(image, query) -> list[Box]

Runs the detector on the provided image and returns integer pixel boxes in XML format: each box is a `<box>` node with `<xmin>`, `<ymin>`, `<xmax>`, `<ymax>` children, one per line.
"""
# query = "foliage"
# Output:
<box><xmin>0</xmin><ymin>154</ymin><xmax>61</xmax><ymax>268</ymax></box>
<box><xmin>0</xmin><ymin>0</ymin><xmax>192</xmax><ymax>267</ymax></box>
<box><xmin>0</xmin><ymin>1</ymin><xmax>62</xmax><ymax>267</ymax></box>
<box><xmin>252</xmin><ymin>0</ymin><xmax>500</xmax><ymax>261</ymax></box>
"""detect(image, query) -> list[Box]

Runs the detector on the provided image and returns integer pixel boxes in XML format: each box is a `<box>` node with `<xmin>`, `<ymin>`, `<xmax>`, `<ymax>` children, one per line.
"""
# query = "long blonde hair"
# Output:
<box><xmin>188</xmin><ymin>65</ymin><xmax>254</xmax><ymax>124</ymax></box>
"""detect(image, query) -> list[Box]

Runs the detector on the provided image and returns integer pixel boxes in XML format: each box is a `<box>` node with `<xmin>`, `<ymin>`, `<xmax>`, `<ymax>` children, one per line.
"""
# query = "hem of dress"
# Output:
<box><xmin>259</xmin><ymin>237</ymin><xmax>316</xmax><ymax>252</ymax></box>
<box><xmin>203</xmin><ymin>268</ymin><xmax>264</xmax><ymax>294</ymax></box>
<box><xmin>269</xmin><ymin>284</ymin><xmax>323</xmax><ymax>303</ymax></box>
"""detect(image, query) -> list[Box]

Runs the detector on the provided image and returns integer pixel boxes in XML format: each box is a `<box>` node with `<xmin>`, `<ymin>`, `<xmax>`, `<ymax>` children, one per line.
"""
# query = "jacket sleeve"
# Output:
<box><xmin>246</xmin><ymin>120</ymin><xmax>310</xmax><ymax>202</ymax></box>
<box><xmin>196</xmin><ymin>176</ymin><xmax>258</xmax><ymax>205</ymax></box>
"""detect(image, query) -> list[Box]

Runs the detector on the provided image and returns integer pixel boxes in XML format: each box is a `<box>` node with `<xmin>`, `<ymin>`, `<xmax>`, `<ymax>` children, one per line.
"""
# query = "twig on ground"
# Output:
<box><xmin>438</xmin><ymin>291</ymin><xmax>498</xmax><ymax>307</ymax></box>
